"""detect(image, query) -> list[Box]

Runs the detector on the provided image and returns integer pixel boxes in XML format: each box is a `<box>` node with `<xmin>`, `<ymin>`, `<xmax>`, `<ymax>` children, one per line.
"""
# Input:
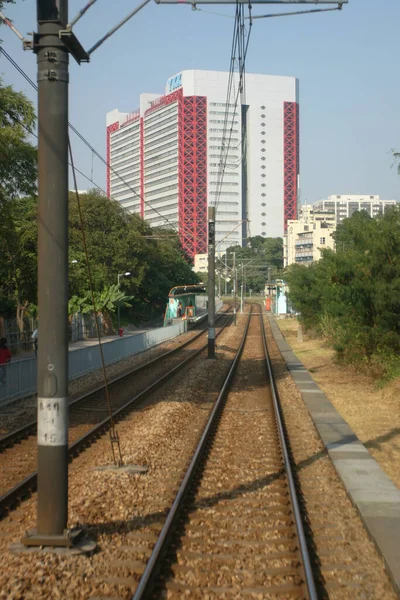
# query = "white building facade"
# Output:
<box><xmin>313</xmin><ymin>195</ymin><xmax>397</xmax><ymax>224</ymax></box>
<box><xmin>284</xmin><ymin>206</ymin><xmax>336</xmax><ymax>267</ymax></box>
<box><xmin>106</xmin><ymin>70</ymin><xmax>299</xmax><ymax>257</ymax></box>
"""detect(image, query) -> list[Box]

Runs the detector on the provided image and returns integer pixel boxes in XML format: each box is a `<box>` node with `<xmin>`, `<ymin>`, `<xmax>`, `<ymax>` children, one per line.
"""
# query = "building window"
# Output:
<box><xmin>261</xmin><ymin>114</ymin><xmax>266</xmax><ymax>118</ymax></box>
<box><xmin>261</xmin><ymin>140</ymin><xmax>266</xmax><ymax>144</ymax></box>
<box><xmin>261</xmin><ymin>202</ymin><xmax>266</xmax><ymax>206</ymax></box>
<box><xmin>261</xmin><ymin>222</ymin><xmax>266</xmax><ymax>226</ymax></box>
<box><xmin>261</xmin><ymin>148</ymin><xmax>266</xmax><ymax>152</ymax></box>
<box><xmin>320</xmin><ymin>237</ymin><xmax>326</xmax><ymax>244</ymax></box>
<box><xmin>261</xmin><ymin>194</ymin><xmax>266</xmax><ymax>197</ymax></box>
<box><xmin>261</xmin><ymin>131</ymin><xmax>266</xmax><ymax>135</ymax></box>
<box><xmin>261</xmin><ymin>212</ymin><xmax>266</xmax><ymax>216</ymax></box>
<box><xmin>261</xmin><ymin>122</ymin><xmax>266</xmax><ymax>127</ymax></box>
<box><xmin>261</xmin><ymin>165</ymin><xmax>266</xmax><ymax>169</ymax></box>
<box><xmin>261</xmin><ymin>184</ymin><xmax>266</xmax><ymax>187</ymax></box>
<box><xmin>261</xmin><ymin>157</ymin><xmax>266</xmax><ymax>161</ymax></box>
<box><xmin>262</xmin><ymin>232</ymin><xmax>266</xmax><ymax>236</ymax></box>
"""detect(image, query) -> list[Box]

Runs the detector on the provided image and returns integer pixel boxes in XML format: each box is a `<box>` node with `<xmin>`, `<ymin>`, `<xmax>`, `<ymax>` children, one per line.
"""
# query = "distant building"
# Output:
<box><xmin>284</xmin><ymin>206</ymin><xmax>335</xmax><ymax>267</ymax></box>
<box><xmin>313</xmin><ymin>195</ymin><xmax>397</xmax><ymax>224</ymax></box>
<box><xmin>106</xmin><ymin>69</ymin><xmax>299</xmax><ymax>258</ymax></box>
<box><xmin>194</xmin><ymin>253</ymin><xmax>208</xmax><ymax>273</ymax></box>
<box><xmin>284</xmin><ymin>195</ymin><xmax>398</xmax><ymax>267</ymax></box>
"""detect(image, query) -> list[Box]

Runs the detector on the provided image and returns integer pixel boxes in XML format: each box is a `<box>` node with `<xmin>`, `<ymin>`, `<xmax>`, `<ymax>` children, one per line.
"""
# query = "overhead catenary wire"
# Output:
<box><xmin>192</xmin><ymin>4</ymin><xmax>343</xmax><ymax>19</ymax></box>
<box><xmin>67</xmin><ymin>0</ymin><xmax>99</xmax><ymax>29</ymax></box>
<box><xmin>213</xmin><ymin>1</ymin><xmax>252</xmax><ymax>218</ymax></box>
<box><xmin>87</xmin><ymin>0</ymin><xmax>151</xmax><ymax>55</ymax></box>
<box><xmin>4</xmin><ymin>105</ymin><xmax>181</xmax><ymax>244</ymax></box>
<box><xmin>69</xmin><ymin>137</ymin><xmax>124</xmax><ymax>467</ymax></box>
<box><xmin>0</xmin><ymin>47</ymin><xmax>179</xmax><ymax>232</ymax></box>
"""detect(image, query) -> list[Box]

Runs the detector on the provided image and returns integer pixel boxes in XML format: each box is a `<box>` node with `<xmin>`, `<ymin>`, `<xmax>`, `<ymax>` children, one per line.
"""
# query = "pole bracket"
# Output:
<box><xmin>59</xmin><ymin>30</ymin><xmax>90</xmax><ymax>64</ymax></box>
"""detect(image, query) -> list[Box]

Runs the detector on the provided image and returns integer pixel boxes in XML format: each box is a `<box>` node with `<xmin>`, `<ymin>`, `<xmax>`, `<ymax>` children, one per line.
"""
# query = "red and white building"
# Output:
<box><xmin>106</xmin><ymin>70</ymin><xmax>299</xmax><ymax>258</ymax></box>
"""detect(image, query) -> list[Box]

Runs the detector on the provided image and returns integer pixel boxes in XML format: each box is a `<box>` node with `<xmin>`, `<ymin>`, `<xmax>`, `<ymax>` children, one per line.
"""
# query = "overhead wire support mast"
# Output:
<box><xmin>155</xmin><ymin>0</ymin><xmax>346</xmax><ymax>4</ymax></box>
<box><xmin>13</xmin><ymin>0</ymin><xmax>93</xmax><ymax>555</ymax></box>
<box><xmin>207</xmin><ymin>206</ymin><xmax>216</xmax><ymax>359</ymax></box>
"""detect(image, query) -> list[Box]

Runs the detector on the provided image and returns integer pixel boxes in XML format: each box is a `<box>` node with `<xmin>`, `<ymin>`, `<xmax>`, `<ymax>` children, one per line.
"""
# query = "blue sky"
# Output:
<box><xmin>1</xmin><ymin>0</ymin><xmax>399</xmax><ymax>204</ymax></box>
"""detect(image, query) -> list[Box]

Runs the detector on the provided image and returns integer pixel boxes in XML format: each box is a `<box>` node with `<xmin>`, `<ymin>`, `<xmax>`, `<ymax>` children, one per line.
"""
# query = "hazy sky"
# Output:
<box><xmin>1</xmin><ymin>0</ymin><xmax>399</xmax><ymax>204</ymax></box>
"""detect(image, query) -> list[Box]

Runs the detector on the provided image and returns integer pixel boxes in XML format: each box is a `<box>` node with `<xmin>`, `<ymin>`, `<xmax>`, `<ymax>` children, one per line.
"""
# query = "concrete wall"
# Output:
<box><xmin>0</xmin><ymin>299</ymin><xmax>223</xmax><ymax>407</ymax></box>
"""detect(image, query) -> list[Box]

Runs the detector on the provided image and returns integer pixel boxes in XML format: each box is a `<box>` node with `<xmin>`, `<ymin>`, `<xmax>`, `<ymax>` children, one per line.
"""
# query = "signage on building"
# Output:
<box><xmin>167</xmin><ymin>74</ymin><xmax>182</xmax><ymax>93</ymax></box>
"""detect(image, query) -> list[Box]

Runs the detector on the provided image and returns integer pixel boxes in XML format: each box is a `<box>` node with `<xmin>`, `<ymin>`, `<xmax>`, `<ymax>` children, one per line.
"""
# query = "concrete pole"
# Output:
<box><xmin>36</xmin><ymin>0</ymin><xmax>69</xmax><ymax>538</ymax></box>
<box><xmin>224</xmin><ymin>264</ymin><xmax>227</xmax><ymax>295</ymax></box>
<box><xmin>207</xmin><ymin>206</ymin><xmax>216</xmax><ymax>359</ymax></box>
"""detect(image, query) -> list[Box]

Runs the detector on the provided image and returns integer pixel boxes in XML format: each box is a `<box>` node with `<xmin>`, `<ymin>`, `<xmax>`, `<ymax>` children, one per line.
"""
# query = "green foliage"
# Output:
<box><xmin>68</xmin><ymin>284</ymin><xmax>133</xmax><ymax>316</ymax></box>
<box><xmin>224</xmin><ymin>236</ymin><xmax>283</xmax><ymax>292</ymax></box>
<box><xmin>393</xmin><ymin>149</ymin><xmax>400</xmax><ymax>176</ymax></box>
<box><xmin>0</xmin><ymin>79</ymin><xmax>37</xmax><ymax>197</ymax></box>
<box><xmin>285</xmin><ymin>207</ymin><xmax>400</xmax><ymax>380</ymax></box>
<box><xmin>0</xmin><ymin>186</ymin><xmax>199</xmax><ymax>324</ymax></box>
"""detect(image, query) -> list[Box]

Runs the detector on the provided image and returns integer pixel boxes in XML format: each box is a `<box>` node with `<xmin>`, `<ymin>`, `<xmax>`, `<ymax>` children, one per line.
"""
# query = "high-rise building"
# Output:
<box><xmin>106</xmin><ymin>70</ymin><xmax>299</xmax><ymax>257</ymax></box>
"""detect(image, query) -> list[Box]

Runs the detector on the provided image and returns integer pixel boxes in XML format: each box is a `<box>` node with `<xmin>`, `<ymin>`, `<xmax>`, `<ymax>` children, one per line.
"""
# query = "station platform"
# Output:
<box><xmin>268</xmin><ymin>315</ymin><xmax>400</xmax><ymax>594</ymax></box>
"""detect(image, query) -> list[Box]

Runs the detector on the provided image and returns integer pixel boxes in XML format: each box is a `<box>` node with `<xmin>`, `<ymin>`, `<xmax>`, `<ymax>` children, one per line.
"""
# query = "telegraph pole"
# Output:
<box><xmin>21</xmin><ymin>0</ymin><xmax>90</xmax><ymax>551</ymax></box>
<box><xmin>207</xmin><ymin>206</ymin><xmax>216</xmax><ymax>358</ymax></box>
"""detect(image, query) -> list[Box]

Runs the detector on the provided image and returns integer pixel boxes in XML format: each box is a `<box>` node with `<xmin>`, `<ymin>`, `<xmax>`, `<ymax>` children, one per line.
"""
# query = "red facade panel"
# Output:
<box><xmin>178</xmin><ymin>96</ymin><xmax>208</xmax><ymax>258</ymax></box>
<box><xmin>108</xmin><ymin>90</ymin><xmax>208</xmax><ymax>258</ymax></box>
<box><xmin>106</xmin><ymin>121</ymin><xmax>119</xmax><ymax>198</ymax></box>
<box><xmin>283</xmin><ymin>102</ymin><xmax>300</xmax><ymax>231</ymax></box>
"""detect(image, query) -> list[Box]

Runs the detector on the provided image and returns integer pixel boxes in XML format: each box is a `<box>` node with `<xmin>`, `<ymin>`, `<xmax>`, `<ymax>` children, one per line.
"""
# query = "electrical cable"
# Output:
<box><xmin>0</xmin><ymin>46</ymin><xmax>179</xmax><ymax>232</ymax></box>
<box><xmin>213</xmin><ymin>1</ymin><xmax>252</xmax><ymax>220</ymax></box>
<box><xmin>67</xmin><ymin>0</ymin><xmax>99</xmax><ymax>29</ymax></box>
<box><xmin>69</xmin><ymin>137</ymin><xmax>124</xmax><ymax>467</ymax></box>
<box><xmin>5</xmin><ymin>108</ymin><xmax>180</xmax><ymax>245</ymax></box>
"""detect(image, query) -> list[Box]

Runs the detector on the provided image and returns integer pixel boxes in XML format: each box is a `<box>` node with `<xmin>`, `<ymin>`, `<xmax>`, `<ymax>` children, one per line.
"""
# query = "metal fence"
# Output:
<box><xmin>1</xmin><ymin>317</ymin><xmax>37</xmax><ymax>354</ymax></box>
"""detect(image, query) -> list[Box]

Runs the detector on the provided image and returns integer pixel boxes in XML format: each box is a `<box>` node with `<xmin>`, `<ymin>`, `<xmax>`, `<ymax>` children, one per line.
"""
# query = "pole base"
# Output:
<box><xmin>11</xmin><ymin>528</ymin><xmax>96</xmax><ymax>555</ymax></box>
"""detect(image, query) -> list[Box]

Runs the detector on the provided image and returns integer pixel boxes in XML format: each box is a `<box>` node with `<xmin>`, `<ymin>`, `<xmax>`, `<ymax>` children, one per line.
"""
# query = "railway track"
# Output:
<box><xmin>130</xmin><ymin>304</ymin><xmax>317</xmax><ymax>599</ymax></box>
<box><xmin>0</xmin><ymin>308</ymin><xmax>233</xmax><ymax>518</ymax></box>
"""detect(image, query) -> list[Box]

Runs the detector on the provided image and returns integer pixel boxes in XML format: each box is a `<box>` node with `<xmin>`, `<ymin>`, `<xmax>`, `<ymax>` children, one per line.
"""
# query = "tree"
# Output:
<box><xmin>286</xmin><ymin>207</ymin><xmax>400</xmax><ymax>372</ymax></box>
<box><xmin>224</xmin><ymin>236</ymin><xmax>283</xmax><ymax>293</ymax></box>
<box><xmin>0</xmin><ymin>79</ymin><xmax>37</xmax><ymax>198</ymax></box>
<box><xmin>393</xmin><ymin>149</ymin><xmax>400</xmax><ymax>176</ymax></box>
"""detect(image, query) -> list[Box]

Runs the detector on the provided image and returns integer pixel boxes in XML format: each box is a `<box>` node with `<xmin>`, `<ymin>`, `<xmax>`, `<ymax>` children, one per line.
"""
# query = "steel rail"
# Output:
<box><xmin>0</xmin><ymin>307</ymin><xmax>232</xmax><ymax>453</ymax></box>
<box><xmin>131</xmin><ymin>305</ymin><xmax>253</xmax><ymax>600</ymax></box>
<box><xmin>0</xmin><ymin>309</ymin><xmax>234</xmax><ymax>518</ymax></box>
<box><xmin>259</xmin><ymin>309</ymin><xmax>318</xmax><ymax>600</ymax></box>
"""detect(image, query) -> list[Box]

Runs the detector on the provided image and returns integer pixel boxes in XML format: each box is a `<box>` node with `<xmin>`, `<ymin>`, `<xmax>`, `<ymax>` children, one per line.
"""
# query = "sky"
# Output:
<box><xmin>1</xmin><ymin>0</ymin><xmax>399</xmax><ymax>204</ymax></box>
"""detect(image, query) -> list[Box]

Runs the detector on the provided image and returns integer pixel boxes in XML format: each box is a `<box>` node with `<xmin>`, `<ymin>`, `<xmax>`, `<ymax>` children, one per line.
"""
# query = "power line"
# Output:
<box><xmin>213</xmin><ymin>2</ymin><xmax>252</xmax><ymax>217</ymax></box>
<box><xmin>0</xmin><ymin>46</ymin><xmax>179</xmax><ymax>231</ymax></box>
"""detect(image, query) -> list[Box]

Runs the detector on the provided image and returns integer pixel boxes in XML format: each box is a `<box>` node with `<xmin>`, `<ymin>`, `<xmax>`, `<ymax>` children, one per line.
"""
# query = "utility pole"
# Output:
<box><xmin>225</xmin><ymin>261</ymin><xmax>227</xmax><ymax>295</ymax></box>
<box><xmin>207</xmin><ymin>206</ymin><xmax>216</xmax><ymax>359</ymax></box>
<box><xmin>233</xmin><ymin>251</ymin><xmax>237</xmax><ymax>325</ymax></box>
<box><xmin>21</xmin><ymin>0</ymin><xmax>90</xmax><ymax>552</ymax></box>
